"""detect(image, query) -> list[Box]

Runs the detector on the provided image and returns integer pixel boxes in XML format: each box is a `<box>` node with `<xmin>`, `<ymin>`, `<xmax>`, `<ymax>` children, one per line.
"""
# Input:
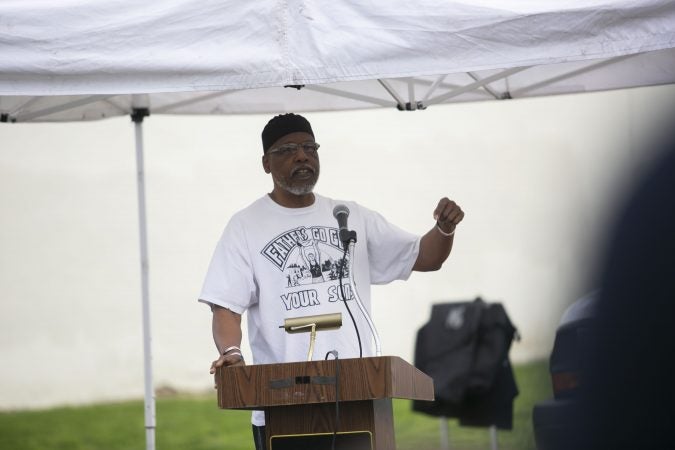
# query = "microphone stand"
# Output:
<box><xmin>342</xmin><ymin>232</ymin><xmax>382</xmax><ymax>357</ymax></box>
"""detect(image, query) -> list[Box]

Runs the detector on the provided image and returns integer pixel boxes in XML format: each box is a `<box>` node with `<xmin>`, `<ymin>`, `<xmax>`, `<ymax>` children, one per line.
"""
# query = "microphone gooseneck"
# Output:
<box><xmin>346</xmin><ymin>240</ymin><xmax>382</xmax><ymax>357</ymax></box>
<box><xmin>332</xmin><ymin>203</ymin><xmax>382</xmax><ymax>357</ymax></box>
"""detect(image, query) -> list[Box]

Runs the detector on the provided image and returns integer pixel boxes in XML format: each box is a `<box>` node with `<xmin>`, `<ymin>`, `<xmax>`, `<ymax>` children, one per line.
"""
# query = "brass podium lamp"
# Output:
<box><xmin>280</xmin><ymin>313</ymin><xmax>342</xmax><ymax>361</ymax></box>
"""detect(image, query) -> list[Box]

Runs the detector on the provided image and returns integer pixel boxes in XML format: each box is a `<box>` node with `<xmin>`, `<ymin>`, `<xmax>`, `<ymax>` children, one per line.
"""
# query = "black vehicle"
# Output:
<box><xmin>532</xmin><ymin>291</ymin><xmax>598</xmax><ymax>450</ymax></box>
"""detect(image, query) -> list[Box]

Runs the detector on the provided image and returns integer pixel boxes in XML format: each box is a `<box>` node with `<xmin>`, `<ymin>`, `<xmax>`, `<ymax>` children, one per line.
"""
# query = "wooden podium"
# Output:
<box><xmin>216</xmin><ymin>356</ymin><xmax>434</xmax><ymax>450</ymax></box>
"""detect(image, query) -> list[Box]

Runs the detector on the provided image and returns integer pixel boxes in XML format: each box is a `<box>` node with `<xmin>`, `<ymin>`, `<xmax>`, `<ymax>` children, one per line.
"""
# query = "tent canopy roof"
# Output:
<box><xmin>1</xmin><ymin>0</ymin><xmax>674</xmax><ymax>122</ymax></box>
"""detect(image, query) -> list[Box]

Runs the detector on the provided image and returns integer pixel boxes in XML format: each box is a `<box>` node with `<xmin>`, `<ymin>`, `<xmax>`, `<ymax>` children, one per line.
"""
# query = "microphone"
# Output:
<box><xmin>332</xmin><ymin>204</ymin><xmax>354</xmax><ymax>247</ymax></box>
<box><xmin>333</xmin><ymin>204</ymin><xmax>349</xmax><ymax>232</ymax></box>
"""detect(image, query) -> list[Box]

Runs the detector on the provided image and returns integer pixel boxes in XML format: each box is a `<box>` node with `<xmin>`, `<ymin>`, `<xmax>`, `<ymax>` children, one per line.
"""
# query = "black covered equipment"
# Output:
<box><xmin>413</xmin><ymin>298</ymin><xmax>519</xmax><ymax>429</ymax></box>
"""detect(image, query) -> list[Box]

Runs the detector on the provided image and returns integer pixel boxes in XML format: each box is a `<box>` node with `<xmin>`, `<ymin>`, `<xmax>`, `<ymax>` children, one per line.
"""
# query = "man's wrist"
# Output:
<box><xmin>221</xmin><ymin>345</ymin><xmax>241</xmax><ymax>355</ymax></box>
<box><xmin>221</xmin><ymin>345</ymin><xmax>244</xmax><ymax>361</ymax></box>
<box><xmin>435</xmin><ymin>223</ymin><xmax>455</xmax><ymax>237</ymax></box>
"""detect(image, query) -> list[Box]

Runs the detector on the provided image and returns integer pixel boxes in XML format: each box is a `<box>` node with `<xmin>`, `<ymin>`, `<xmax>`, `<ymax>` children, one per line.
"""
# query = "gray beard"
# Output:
<box><xmin>274</xmin><ymin>175</ymin><xmax>317</xmax><ymax>196</ymax></box>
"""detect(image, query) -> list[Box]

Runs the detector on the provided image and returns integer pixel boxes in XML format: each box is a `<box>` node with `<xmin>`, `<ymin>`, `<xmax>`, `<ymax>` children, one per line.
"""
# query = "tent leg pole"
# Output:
<box><xmin>439</xmin><ymin>417</ymin><xmax>450</xmax><ymax>450</ymax></box>
<box><xmin>490</xmin><ymin>425</ymin><xmax>498</xmax><ymax>450</ymax></box>
<box><xmin>132</xmin><ymin>108</ymin><xmax>155</xmax><ymax>450</ymax></box>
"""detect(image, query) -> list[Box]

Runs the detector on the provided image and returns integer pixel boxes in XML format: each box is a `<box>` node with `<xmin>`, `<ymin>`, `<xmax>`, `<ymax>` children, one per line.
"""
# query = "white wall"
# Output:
<box><xmin>1</xmin><ymin>84</ymin><xmax>674</xmax><ymax>409</ymax></box>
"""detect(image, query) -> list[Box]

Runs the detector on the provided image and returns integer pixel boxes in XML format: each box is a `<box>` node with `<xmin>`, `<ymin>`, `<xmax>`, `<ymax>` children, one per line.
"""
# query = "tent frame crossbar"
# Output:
<box><xmin>303</xmin><ymin>84</ymin><xmax>394</xmax><ymax>107</ymax></box>
<box><xmin>510</xmin><ymin>54</ymin><xmax>635</xmax><ymax>97</ymax></box>
<box><xmin>411</xmin><ymin>76</ymin><xmax>490</xmax><ymax>95</ymax></box>
<box><xmin>102</xmin><ymin>97</ymin><xmax>128</xmax><ymax>114</ymax></box>
<box><xmin>13</xmin><ymin>95</ymin><xmax>114</xmax><ymax>122</ymax></box>
<box><xmin>422</xmin><ymin>74</ymin><xmax>449</xmax><ymax>103</ymax></box>
<box><xmin>425</xmin><ymin>66</ymin><xmax>530</xmax><ymax>106</ymax></box>
<box><xmin>376</xmin><ymin>68</ymin><xmax>524</xmax><ymax>110</ymax></box>
<box><xmin>467</xmin><ymin>72</ymin><xmax>503</xmax><ymax>100</ymax></box>
<box><xmin>6</xmin><ymin>96</ymin><xmax>42</xmax><ymax>119</ymax></box>
<box><xmin>153</xmin><ymin>90</ymin><xmax>239</xmax><ymax>114</ymax></box>
<box><xmin>378</xmin><ymin>79</ymin><xmax>407</xmax><ymax>109</ymax></box>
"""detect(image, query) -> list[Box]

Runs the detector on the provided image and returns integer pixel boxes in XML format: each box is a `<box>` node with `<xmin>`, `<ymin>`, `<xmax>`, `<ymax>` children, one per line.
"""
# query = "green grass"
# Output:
<box><xmin>0</xmin><ymin>361</ymin><xmax>550</xmax><ymax>450</ymax></box>
<box><xmin>395</xmin><ymin>360</ymin><xmax>551</xmax><ymax>450</ymax></box>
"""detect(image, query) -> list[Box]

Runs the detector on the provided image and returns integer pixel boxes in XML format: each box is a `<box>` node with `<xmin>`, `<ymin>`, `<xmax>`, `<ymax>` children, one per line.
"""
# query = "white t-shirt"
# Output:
<box><xmin>199</xmin><ymin>193</ymin><xmax>420</xmax><ymax>425</ymax></box>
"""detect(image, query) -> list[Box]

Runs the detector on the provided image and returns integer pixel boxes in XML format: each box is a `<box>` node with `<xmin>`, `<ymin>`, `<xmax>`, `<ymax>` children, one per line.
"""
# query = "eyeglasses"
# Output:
<box><xmin>267</xmin><ymin>142</ymin><xmax>320</xmax><ymax>158</ymax></box>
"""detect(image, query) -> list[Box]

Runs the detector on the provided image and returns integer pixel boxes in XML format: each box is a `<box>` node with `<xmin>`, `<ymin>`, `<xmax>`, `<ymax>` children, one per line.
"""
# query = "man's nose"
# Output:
<box><xmin>293</xmin><ymin>146</ymin><xmax>310</xmax><ymax>161</ymax></box>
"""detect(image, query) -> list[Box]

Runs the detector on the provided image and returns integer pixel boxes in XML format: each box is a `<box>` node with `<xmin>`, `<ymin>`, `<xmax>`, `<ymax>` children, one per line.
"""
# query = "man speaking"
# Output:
<box><xmin>198</xmin><ymin>113</ymin><xmax>464</xmax><ymax>449</ymax></box>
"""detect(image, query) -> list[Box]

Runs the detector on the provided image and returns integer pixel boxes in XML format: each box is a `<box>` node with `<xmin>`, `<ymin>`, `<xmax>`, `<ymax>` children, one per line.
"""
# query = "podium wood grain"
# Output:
<box><xmin>216</xmin><ymin>356</ymin><xmax>433</xmax><ymax>450</ymax></box>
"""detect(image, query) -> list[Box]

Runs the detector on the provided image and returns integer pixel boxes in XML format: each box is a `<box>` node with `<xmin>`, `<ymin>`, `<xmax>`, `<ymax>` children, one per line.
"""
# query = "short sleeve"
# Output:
<box><xmin>362</xmin><ymin>207</ymin><xmax>420</xmax><ymax>284</ymax></box>
<box><xmin>198</xmin><ymin>217</ymin><xmax>257</xmax><ymax>313</ymax></box>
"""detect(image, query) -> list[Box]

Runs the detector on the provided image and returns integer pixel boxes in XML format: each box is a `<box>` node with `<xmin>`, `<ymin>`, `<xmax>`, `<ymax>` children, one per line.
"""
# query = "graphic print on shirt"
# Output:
<box><xmin>261</xmin><ymin>226</ymin><xmax>353</xmax><ymax>311</ymax></box>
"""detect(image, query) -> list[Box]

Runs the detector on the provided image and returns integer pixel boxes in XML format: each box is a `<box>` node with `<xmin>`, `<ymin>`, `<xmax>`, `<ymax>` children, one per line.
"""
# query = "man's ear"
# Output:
<box><xmin>262</xmin><ymin>154</ymin><xmax>271</xmax><ymax>173</ymax></box>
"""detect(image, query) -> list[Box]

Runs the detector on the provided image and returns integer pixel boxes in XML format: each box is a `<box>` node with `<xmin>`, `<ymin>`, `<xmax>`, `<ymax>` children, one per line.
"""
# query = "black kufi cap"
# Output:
<box><xmin>261</xmin><ymin>113</ymin><xmax>314</xmax><ymax>153</ymax></box>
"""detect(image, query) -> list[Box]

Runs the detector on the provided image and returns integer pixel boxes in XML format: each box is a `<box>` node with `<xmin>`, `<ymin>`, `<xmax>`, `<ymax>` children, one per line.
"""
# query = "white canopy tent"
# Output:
<box><xmin>2</xmin><ymin>1</ymin><xmax>675</xmax><ymax>449</ymax></box>
<box><xmin>2</xmin><ymin>1</ymin><xmax>675</xmax><ymax>121</ymax></box>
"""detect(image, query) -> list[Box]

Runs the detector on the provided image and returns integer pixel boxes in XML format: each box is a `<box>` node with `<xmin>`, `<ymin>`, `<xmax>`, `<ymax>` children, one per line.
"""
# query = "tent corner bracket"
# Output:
<box><xmin>397</xmin><ymin>101</ymin><xmax>426</xmax><ymax>111</ymax></box>
<box><xmin>131</xmin><ymin>108</ymin><xmax>150</xmax><ymax>124</ymax></box>
<box><xmin>0</xmin><ymin>113</ymin><xmax>16</xmax><ymax>123</ymax></box>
